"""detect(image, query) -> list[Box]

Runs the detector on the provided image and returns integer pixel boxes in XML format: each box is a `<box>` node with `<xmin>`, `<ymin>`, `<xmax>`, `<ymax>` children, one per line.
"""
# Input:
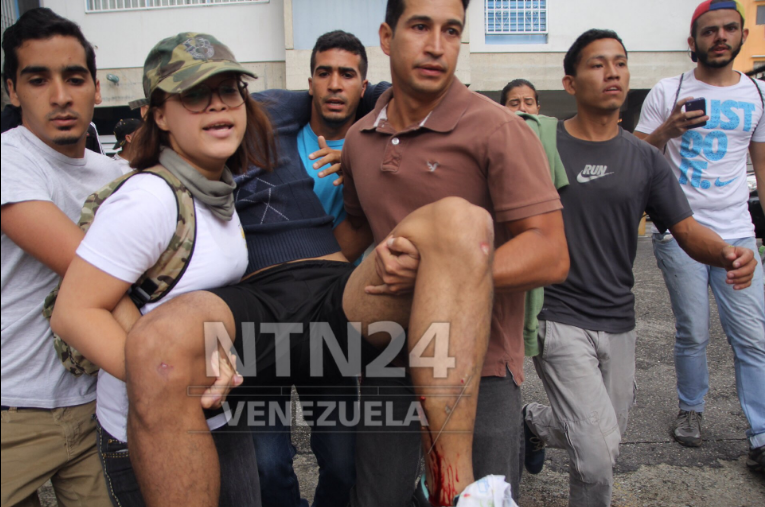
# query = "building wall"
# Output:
<box><xmin>470</xmin><ymin>51</ymin><xmax>694</xmax><ymax>93</ymax></box>
<box><xmin>468</xmin><ymin>0</ymin><xmax>697</xmax><ymax>54</ymax></box>
<box><xmin>733</xmin><ymin>0</ymin><xmax>765</xmax><ymax>75</ymax></box>
<box><xmin>283</xmin><ymin>0</ymin><xmax>701</xmax><ymax>92</ymax></box>
<box><xmin>32</xmin><ymin>0</ymin><xmax>725</xmax><ymax>106</ymax></box>
<box><xmin>42</xmin><ymin>0</ymin><xmax>287</xmax><ymax>107</ymax></box>
<box><xmin>92</xmin><ymin>62</ymin><xmax>286</xmax><ymax>108</ymax></box>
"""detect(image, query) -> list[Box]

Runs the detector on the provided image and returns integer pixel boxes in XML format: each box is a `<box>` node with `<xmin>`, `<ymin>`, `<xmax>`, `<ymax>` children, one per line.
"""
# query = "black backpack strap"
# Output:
<box><xmin>747</xmin><ymin>74</ymin><xmax>764</xmax><ymax>134</ymax></box>
<box><xmin>662</xmin><ymin>73</ymin><xmax>687</xmax><ymax>154</ymax></box>
<box><xmin>127</xmin><ymin>279</ymin><xmax>159</xmax><ymax>309</ymax></box>
<box><xmin>673</xmin><ymin>72</ymin><xmax>686</xmax><ymax>111</ymax></box>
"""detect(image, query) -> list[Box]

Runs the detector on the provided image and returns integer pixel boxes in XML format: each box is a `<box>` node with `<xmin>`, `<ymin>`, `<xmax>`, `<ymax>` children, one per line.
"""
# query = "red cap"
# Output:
<box><xmin>691</xmin><ymin>0</ymin><xmax>746</xmax><ymax>33</ymax></box>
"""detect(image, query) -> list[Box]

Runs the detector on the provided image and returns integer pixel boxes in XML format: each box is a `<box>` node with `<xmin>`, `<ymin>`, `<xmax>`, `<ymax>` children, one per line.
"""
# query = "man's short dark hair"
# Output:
<box><xmin>310</xmin><ymin>30</ymin><xmax>369</xmax><ymax>80</ymax></box>
<box><xmin>385</xmin><ymin>0</ymin><xmax>471</xmax><ymax>32</ymax></box>
<box><xmin>2</xmin><ymin>8</ymin><xmax>97</xmax><ymax>94</ymax></box>
<box><xmin>563</xmin><ymin>29</ymin><xmax>627</xmax><ymax>77</ymax></box>
<box><xmin>500</xmin><ymin>79</ymin><xmax>539</xmax><ymax>106</ymax></box>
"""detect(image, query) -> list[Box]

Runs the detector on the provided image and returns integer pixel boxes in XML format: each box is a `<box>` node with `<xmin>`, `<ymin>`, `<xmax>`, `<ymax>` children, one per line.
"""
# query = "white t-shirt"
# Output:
<box><xmin>1</xmin><ymin>126</ymin><xmax>123</xmax><ymax>408</ymax></box>
<box><xmin>76</xmin><ymin>173</ymin><xmax>248</xmax><ymax>442</ymax></box>
<box><xmin>636</xmin><ymin>71</ymin><xmax>765</xmax><ymax>239</ymax></box>
<box><xmin>112</xmin><ymin>154</ymin><xmax>133</xmax><ymax>175</ymax></box>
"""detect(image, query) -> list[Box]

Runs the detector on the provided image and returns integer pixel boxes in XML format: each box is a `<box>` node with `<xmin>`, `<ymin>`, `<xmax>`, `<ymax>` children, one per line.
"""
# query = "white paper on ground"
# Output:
<box><xmin>456</xmin><ymin>475</ymin><xmax>519</xmax><ymax>507</ymax></box>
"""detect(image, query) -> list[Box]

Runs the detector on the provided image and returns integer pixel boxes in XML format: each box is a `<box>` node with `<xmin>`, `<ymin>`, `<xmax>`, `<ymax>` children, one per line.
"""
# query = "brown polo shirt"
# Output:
<box><xmin>341</xmin><ymin>78</ymin><xmax>562</xmax><ymax>383</ymax></box>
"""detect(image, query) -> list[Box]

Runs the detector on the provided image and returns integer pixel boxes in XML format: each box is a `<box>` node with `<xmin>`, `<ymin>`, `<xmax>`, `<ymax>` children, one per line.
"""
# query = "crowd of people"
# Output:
<box><xmin>1</xmin><ymin>0</ymin><xmax>763</xmax><ymax>506</ymax></box>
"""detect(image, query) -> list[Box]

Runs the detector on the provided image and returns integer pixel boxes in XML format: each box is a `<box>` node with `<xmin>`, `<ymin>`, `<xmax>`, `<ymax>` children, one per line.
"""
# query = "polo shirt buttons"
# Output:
<box><xmin>391</xmin><ymin>137</ymin><xmax>400</xmax><ymax>145</ymax></box>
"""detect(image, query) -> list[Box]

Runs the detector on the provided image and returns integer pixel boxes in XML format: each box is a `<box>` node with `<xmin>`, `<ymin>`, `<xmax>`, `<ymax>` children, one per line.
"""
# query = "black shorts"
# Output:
<box><xmin>207</xmin><ymin>260</ymin><xmax>356</xmax><ymax>386</ymax></box>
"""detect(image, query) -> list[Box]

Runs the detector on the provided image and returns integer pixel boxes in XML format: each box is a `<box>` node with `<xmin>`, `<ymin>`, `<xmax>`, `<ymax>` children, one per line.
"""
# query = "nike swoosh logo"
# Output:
<box><xmin>576</xmin><ymin>172</ymin><xmax>613</xmax><ymax>183</ymax></box>
<box><xmin>713</xmin><ymin>177</ymin><xmax>737</xmax><ymax>187</ymax></box>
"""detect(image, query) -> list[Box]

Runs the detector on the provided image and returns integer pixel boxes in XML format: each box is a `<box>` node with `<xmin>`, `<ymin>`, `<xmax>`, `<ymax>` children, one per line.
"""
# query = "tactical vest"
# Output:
<box><xmin>42</xmin><ymin>165</ymin><xmax>197</xmax><ymax>377</ymax></box>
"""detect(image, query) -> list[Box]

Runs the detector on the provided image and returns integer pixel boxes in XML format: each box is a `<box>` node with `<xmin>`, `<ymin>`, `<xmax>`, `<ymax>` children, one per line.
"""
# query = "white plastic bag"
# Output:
<box><xmin>456</xmin><ymin>475</ymin><xmax>519</xmax><ymax>507</ymax></box>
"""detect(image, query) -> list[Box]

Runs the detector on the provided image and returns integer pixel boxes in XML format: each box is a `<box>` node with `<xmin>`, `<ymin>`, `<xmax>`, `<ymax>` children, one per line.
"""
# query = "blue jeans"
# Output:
<box><xmin>653</xmin><ymin>234</ymin><xmax>765</xmax><ymax>447</ymax></box>
<box><xmin>249</xmin><ymin>377</ymin><xmax>358</xmax><ymax>507</ymax></box>
<box><xmin>96</xmin><ymin>418</ymin><xmax>261</xmax><ymax>506</ymax></box>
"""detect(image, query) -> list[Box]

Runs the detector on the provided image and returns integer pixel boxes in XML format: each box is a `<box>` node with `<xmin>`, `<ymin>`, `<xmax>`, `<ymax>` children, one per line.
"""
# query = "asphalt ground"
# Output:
<box><xmin>38</xmin><ymin>231</ymin><xmax>765</xmax><ymax>506</ymax></box>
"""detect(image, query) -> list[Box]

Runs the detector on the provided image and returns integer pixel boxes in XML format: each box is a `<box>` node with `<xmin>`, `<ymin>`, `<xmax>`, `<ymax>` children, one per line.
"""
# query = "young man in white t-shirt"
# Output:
<box><xmin>635</xmin><ymin>0</ymin><xmax>765</xmax><ymax>472</ymax></box>
<box><xmin>0</xmin><ymin>9</ymin><xmax>125</xmax><ymax>505</ymax></box>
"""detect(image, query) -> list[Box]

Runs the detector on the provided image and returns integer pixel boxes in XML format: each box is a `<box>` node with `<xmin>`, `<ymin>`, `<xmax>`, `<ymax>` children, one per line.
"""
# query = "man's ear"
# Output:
<box><xmin>124</xmin><ymin>133</ymin><xmax>133</xmax><ymax>144</ymax></box>
<box><xmin>308</xmin><ymin>77</ymin><xmax>314</xmax><ymax>97</ymax></box>
<box><xmin>687</xmin><ymin>36</ymin><xmax>696</xmax><ymax>54</ymax></box>
<box><xmin>94</xmin><ymin>78</ymin><xmax>102</xmax><ymax>106</ymax></box>
<box><xmin>742</xmin><ymin>27</ymin><xmax>749</xmax><ymax>45</ymax></box>
<box><xmin>360</xmin><ymin>79</ymin><xmax>369</xmax><ymax>98</ymax></box>
<box><xmin>380</xmin><ymin>23</ymin><xmax>393</xmax><ymax>57</ymax></box>
<box><xmin>562</xmin><ymin>75</ymin><xmax>576</xmax><ymax>97</ymax></box>
<box><xmin>7</xmin><ymin>78</ymin><xmax>20</xmax><ymax>107</ymax></box>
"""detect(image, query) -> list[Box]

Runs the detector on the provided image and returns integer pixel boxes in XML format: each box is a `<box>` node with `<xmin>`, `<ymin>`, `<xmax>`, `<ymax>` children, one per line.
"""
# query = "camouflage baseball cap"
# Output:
<box><xmin>141</xmin><ymin>33</ymin><xmax>256</xmax><ymax>101</ymax></box>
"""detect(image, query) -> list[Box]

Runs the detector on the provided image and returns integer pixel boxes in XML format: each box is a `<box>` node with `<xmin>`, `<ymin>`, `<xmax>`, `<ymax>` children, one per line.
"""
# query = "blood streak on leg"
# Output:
<box><xmin>424</xmin><ymin>427</ymin><xmax>458</xmax><ymax>506</ymax></box>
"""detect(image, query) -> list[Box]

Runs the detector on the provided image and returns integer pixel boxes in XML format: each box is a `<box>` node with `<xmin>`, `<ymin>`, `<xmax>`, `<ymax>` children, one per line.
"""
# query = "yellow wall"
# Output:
<box><xmin>735</xmin><ymin>0</ymin><xmax>765</xmax><ymax>74</ymax></box>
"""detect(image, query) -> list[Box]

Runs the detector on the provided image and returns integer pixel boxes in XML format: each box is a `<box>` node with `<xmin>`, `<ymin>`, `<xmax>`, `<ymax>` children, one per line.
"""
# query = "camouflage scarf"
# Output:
<box><xmin>159</xmin><ymin>148</ymin><xmax>236</xmax><ymax>221</ymax></box>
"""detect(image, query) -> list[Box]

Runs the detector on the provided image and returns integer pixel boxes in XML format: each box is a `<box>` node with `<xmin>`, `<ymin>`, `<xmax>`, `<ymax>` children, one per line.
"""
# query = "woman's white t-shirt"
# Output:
<box><xmin>76</xmin><ymin>172</ymin><xmax>248</xmax><ymax>442</ymax></box>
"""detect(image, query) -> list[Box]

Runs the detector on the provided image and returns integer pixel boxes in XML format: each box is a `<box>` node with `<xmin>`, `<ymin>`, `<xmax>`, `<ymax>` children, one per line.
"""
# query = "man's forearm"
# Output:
<box><xmin>492</xmin><ymin>212</ymin><xmax>569</xmax><ymax>292</ymax></box>
<box><xmin>1</xmin><ymin>201</ymin><xmax>85</xmax><ymax>276</ymax></box>
<box><xmin>670</xmin><ymin>218</ymin><xmax>727</xmax><ymax>268</ymax></box>
<box><xmin>334</xmin><ymin>219</ymin><xmax>373</xmax><ymax>263</ymax></box>
<box><xmin>635</xmin><ymin>129</ymin><xmax>669</xmax><ymax>151</ymax></box>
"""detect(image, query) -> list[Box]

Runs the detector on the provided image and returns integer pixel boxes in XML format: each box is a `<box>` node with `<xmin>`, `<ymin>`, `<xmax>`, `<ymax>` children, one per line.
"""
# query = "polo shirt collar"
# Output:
<box><xmin>360</xmin><ymin>77</ymin><xmax>471</xmax><ymax>134</ymax></box>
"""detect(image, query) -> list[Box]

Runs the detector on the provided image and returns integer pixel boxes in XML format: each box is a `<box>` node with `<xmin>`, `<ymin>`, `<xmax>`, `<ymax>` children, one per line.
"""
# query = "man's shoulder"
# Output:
<box><xmin>345</xmin><ymin>109</ymin><xmax>376</xmax><ymax>144</ymax></box>
<box><xmin>84</xmin><ymin>150</ymin><xmax>122</xmax><ymax>174</ymax></box>
<box><xmin>620</xmin><ymin>128</ymin><xmax>662</xmax><ymax>158</ymax></box>
<box><xmin>251</xmin><ymin>89</ymin><xmax>311</xmax><ymax>131</ymax></box>
<box><xmin>654</xmin><ymin>73</ymin><xmax>684</xmax><ymax>89</ymax></box>
<box><xmin>619</xmin><ymin>129</ymin><xmax>671</xmax><ymax>176</ymax></box>
<box><xmin>439</xmin><ymin>89</ymin><xmax>528</xmax><ymax>146</ymax></box>
<box><xmin>2</xmin><ymin>125</ymin><xmax>25</xmax><ymax>146</ymax></box>
<box><xmin>463</xmin><ymin>88</ymin><xmax>518</xmax><ymax>124</ymax></box>
<box><xmin>643</xmin><ymin>74</ymin><xmax>685</xmax><ymax>104</ymax></box>
<box><xmin>2</xmin><ymin>127</ymin><xmax>39</xmax><ymax>167</ymax></box>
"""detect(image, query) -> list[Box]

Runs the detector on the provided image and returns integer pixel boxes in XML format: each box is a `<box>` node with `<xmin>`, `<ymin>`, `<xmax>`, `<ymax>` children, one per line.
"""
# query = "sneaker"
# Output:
<box><xmin>672</xmin><ymin>410</ymin><xmax>703</xmax><ymax>447</ymax></box>
<box><xmin>747</xmin><ymin>445</ymin><xmax>764</xmax><ymax>474</ymax></box>
<box><xmin>522</xmin><ymin>405</ymin><xmax>545</xmax><ymax>474</ymax></box>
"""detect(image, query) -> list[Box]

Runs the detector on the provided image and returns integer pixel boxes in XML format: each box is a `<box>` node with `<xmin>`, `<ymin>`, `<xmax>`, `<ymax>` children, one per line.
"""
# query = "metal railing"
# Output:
<box><xmin>485</xmin><ymin>0</ymin><xmax>547</xmax><ymax>34</ymax></box>
<box><xmin>86</xmin><ymin>0</ymin><xmax>267</xmax><ymax>14</ymax></box>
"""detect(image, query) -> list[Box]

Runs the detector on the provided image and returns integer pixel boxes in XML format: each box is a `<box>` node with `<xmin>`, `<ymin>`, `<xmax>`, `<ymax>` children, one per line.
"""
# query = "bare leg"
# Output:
<box><xmin>125</xmin><ymin>291</ymin><xmax>236</xmax><ymax>506</ymax></box>
<box><xmin>343</xmin><ymin>197</ymin><xmax>494</xmax><ymax>505</ymax></box>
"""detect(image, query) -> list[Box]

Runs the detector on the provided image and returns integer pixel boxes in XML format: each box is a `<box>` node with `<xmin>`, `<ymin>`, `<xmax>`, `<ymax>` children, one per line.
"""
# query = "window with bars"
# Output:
<box><xmin>485</xmin><ymin>0</ymin><xmax>547</xmax><ymax>44</ymax></box>
<box><xmin>86</xmin><ymin>0</ymin><xmax>268</xmax><ymax>14</ymax></box>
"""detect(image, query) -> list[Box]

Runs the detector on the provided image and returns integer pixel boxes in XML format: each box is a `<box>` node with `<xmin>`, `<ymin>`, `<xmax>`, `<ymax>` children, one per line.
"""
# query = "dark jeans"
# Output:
<box><xmin>349</xmin><ymin>370</ymin><xmax>523</xmax><ymax>507</ymax></box>
<box><xmin>96</xmin><ymin>417</ymin><xmax>261</xmax><ymax>507</ymax></box>
<box><xmin>248</xmin><ymin>376</ymin><xmax>359</xmax><ymax>507</ymax></box>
